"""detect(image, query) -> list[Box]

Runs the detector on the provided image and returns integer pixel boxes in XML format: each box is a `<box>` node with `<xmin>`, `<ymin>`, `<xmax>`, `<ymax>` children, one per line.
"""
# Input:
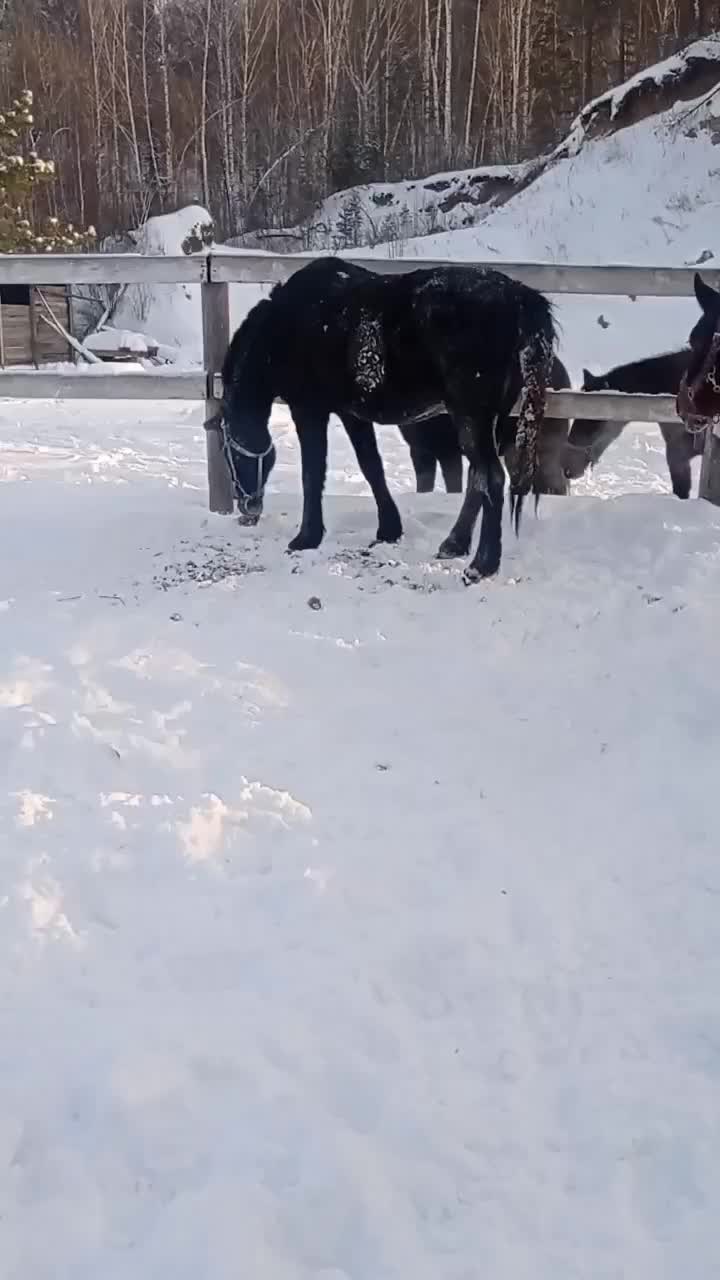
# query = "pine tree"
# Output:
<box><xmin>0</xmin><ymin>90</ymin><xmax>95</xmax><ymax>254</ymax></box>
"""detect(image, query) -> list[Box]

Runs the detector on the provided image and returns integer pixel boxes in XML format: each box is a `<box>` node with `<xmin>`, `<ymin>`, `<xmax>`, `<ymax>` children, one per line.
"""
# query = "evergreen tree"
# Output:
<box><xmin>0</xmin><ymin>90</ymin><xmax>95</xmax><ymax>253</ymax></box>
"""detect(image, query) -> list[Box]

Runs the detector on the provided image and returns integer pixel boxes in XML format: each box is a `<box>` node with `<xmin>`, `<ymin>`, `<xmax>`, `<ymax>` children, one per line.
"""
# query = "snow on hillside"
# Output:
<box><xmin>2</xmin><ymin>392</ymin><xmax>720</xmax><ymax>1277</ymax></box>
<box><xmin>239</xmin><ymin>35</ymin><xmax>720</xmax><ymax>257</ymax></box>
<box><xmin>231</xmin><ymin>160</ymin><xmax>535</xmax><ymax>255</ymax></box>
<box><xmin>102</xmin><ymin>74</ymin><xmax>720</xmax><ymax>382</ymax></box>
<box><xmin>571</xmin><ymin>35</ymin><xmax>720</xmax><ymax>138</ymax></box>
<box><xmin>369</xmin><ymin>90</ymin><xmax>720</xmax><ymax>272</ymax></box>
<box><xmin>355</xmin><ymin>87</ymin><xmax>720</xmax><ymax>378</ymax></box>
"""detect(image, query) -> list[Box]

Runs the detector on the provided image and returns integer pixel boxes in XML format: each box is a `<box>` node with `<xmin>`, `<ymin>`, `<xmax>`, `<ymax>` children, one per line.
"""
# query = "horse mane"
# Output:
<box><xmin>221</xmin><ymin>297</ymin><xmax>275</xmax><ymax>388</ymax></box>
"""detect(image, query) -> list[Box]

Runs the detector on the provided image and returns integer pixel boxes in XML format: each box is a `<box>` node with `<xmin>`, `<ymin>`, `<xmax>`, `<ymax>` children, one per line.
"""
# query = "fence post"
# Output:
<box><xmin>201</xmin><ymin>264</ymin><xmax>234</xmax><ymax>514</ymax></box>
<box><xmin>699</xmin><ymin>424</ymin><xmax>720</xmax><ymax>505</ymax></box>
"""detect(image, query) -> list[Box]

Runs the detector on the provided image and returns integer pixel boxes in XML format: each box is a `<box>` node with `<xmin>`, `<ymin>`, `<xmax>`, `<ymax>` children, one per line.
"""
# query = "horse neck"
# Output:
<box><xmin>606</xmin><ymin>352</ymin><xmax>688</xmax><ymax>394</ymax></box>
<box><xmin>227</xmin><ymin>371</ymin><xmax>276</xmax><ymax>450</ymax></box>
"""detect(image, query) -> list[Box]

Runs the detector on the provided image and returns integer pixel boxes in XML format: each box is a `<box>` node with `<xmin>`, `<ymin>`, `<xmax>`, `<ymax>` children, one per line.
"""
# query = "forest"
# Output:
<box><xmin>0</xmin><ymin>0</ymin><xmax>715</xmax><ymax>238</ymax></box>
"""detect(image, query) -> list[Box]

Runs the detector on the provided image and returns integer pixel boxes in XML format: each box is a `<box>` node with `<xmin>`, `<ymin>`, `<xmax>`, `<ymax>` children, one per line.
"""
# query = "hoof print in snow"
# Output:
<box><xmin>307</xmin><ymin>596</ymin><xmax>322</xmax><ymax>611</ymax></box>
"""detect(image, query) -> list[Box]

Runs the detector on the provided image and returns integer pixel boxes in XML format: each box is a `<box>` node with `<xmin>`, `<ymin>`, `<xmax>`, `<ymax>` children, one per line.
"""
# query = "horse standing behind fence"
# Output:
<box><xmin>563</xmin><ymin>348</ymin><xmax>705</xmax><ymax>498</ymax></box>
<box><xmin>677</xmin><ymin>273</ymin><xmax>720</xmax><ymax>428</ymax></box>
<box><xmin>220</xmin><ymin>256</ymin><xmax>556</xmax><ymax>582</ymax></box>
<box><xmin>400</xmin><ymin>354</ymin><xmax>572</xmax><ymax>496</ymax></box>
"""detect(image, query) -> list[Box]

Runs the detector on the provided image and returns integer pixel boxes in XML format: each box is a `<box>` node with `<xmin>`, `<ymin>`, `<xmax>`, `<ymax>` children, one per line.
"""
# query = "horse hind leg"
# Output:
<box><xmin>465</xmin><ymin>437</ymin><xmax>505</xmax><ymax>582</ymax></box>
<box><xmin>436</xmin><ymin>428</ymin><xmax>464</xmax><ymax>493</ymax></box>
<box><xmin>342</xmin><ymin>414</ymin><xmax>403</xmax><ymax>542</ymax></box>
<box><xmin>425</xmin><ymin>414</ymin><xmax>463</xmax><ymax>493</ymax></box>
<box><xmin>410</xmin><ymin>444</ymin><xmax>438</xmax><ymax>493</ymax></box>
<box><xmin>535</xmin><ymin>417</ymin><xmax>569</xmax><ymax>496</ymax></box>
<box><xmin>436</xmin><ymin>422</ymin><xmax>483</xmax><ymax>558</ymax></box>
<box><xmin>397</xmin><ymin>422</ymin><xmax>437</xmax><ymax>491</ymax></box>
<box><xmin>437</xmin><ymin>409</ymin><xmax>501</xmax><ymax>574</ymax></box>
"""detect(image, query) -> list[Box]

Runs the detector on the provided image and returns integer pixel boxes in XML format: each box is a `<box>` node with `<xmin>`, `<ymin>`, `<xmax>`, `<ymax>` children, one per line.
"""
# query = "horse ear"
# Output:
<box><xmin>582</xmin><ymin>368</ymin><xmax>597</xmax><ymax>389</ymax></box>
<box><xmin>694</xmin><ymin>272</ymin><xmax>719</xmax><ymax>314</ymax></box>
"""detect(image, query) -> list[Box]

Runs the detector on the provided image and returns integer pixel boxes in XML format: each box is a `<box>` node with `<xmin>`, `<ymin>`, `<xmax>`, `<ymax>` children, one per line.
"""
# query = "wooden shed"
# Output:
<box><xmin>0</xmin><ymin>284</ymin><xmax>73</xmax><ymax>367</ymax></box>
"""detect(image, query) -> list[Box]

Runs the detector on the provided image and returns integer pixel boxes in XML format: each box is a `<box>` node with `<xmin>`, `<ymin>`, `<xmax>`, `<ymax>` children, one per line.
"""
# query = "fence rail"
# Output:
<box><xmin>0</xmin><ymin>370</ymin><xmax>206</xmax><ymax>399</ymax></box>
<box><xmin>0</xmin><ymin>373</ymin><xmax>681</xmax><ymax>425</ymax></box>
<box><xmin>0</xmin><ymin>251</ymin><xmax>715</xmax><ymax>510</ymax></box>
<box><xmin>208</xmin><ymin>253</ymin><xmax>720</xmax><ymax>297</ymax></box>
<box><xmin>0</xmin><ymin>252</ymin><xmax>717</xmax><ymax>296</ymax></box>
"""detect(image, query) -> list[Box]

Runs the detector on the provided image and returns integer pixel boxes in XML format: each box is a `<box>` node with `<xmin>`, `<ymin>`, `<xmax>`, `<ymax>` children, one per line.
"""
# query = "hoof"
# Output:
<box><xmin>237</xmin><ymin>512</ymin><xmax>260</xmax><ymax>527</ymax></box>
<box><xmin>462</xmin><ymin>563</ymin><xmax>498</xmax><ymax>586</ymax></box>
<box><xmin>288</xmin><ymin>529</ymin><xmax>324</xmax><ymax>552</ymax></box>
<box><xmin>375</xmin><ymin>508</ymin><xmax>403</xmax><ymax>544</ymax></box>
<box><xmin>464</xmin><ymin>545</ymin><xmax>501</xmax><ymax>582</ymax></box>
<box><xmin>437</xmin><ymin>535</ymin><xmax>470</xmax><ymax>560</ymax></box>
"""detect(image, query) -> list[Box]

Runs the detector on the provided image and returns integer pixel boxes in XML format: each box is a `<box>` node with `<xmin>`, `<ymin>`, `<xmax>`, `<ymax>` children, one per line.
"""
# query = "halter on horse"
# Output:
<box><xmin>676</xmin><ymin>273</ymin><xmax>720</xmax><ymax>433</ymax></box>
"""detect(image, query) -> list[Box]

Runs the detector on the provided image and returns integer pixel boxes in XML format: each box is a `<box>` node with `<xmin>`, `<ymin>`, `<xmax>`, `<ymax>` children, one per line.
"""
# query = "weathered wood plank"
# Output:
<box><xmin>0</xmin><ymin>370</ymin><xmax>205</xmax><ymax>399</ymax></box>
<box><xmin>0</xmin><ymin>376</ymin><xmax>678</xmax><ymax>426</ymax></box>
<box><xmin>0</xmin><ymin>254</ymin><xmax>208</xmax><ymax>286</ymax></box>
<box><xmin>0</xmin><ymin>251</ymin><xmax>714</xmax><ymax>297</ymax></box>
<box><xmin>201</xmin><ymin>280</ymin><xmax>234</xmax><ymax>514</ymax></box>
<box><xmin>210</xmin><ymin>252</ymin><xmax>720</xmax><ymax>298</ymax></box>
<box><xmin>698</xmin><ymin>421</ymin><xmax>720</xmax><ymax>504</ymax></box>
<box><xmin>207</xmin><ymin>374</ymin><xmax>679</xmax><ymax>424</ymax></box>
<box><xmin>546</xmin><ymin>390</ymin><xmax>680</xmax><ymax>422</ymax></box>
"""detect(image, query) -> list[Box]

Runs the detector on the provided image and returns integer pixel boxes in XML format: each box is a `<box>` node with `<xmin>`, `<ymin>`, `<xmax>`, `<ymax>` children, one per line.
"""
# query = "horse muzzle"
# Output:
<box><xmin>237</xmin><ymin>494</ymin><xmax>264</xmax><ymax>526</ymax></box>
<box><xmin>562</xmin><ymin>445</ymin><xmax>592</xmax><ymax>481</ymax></box>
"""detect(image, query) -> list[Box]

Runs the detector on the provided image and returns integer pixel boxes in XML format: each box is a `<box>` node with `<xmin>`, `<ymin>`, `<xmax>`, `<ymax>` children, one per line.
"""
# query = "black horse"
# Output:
<box><xmin>398</xmin><ymin>417</ymin><xmax>464</xmax><ymax>492</ymax></box>
<box><xmin>562</xmin><ymin>348</ymin><xmax>705</xmax><ymax>498</ymax></box>
<box><xmin>677</xmin><ymin>272</ymin><xmax>720</xmax><ymax>428</ymax></box>
<box><xmin>220</xmin><ymin>256</ymin><xmax>556</xmax><ymax>581</ymax></box>
<box><xmin>400</xmin><ymin>353</ymin><xmax>572</xmax><ymax>495</ymax></box>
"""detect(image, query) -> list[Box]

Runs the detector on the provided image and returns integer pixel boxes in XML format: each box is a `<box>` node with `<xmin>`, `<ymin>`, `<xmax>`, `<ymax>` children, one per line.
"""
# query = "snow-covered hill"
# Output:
<box><xmin>231</xmin><ymin>36</ymin><xmax>720</xmax><ymax>257</ymax></box>
<box><xmin>99</xmin><ymin>38</ymin><xmax>720</xmax><ymax>381</ymax></box>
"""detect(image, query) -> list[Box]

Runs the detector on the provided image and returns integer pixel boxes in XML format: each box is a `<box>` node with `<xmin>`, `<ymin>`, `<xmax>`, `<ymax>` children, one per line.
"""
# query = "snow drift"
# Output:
<box><xmin>2</xmin><ymin>396</ymin><xmax>720</xmax><ymax>1278</ymax></box>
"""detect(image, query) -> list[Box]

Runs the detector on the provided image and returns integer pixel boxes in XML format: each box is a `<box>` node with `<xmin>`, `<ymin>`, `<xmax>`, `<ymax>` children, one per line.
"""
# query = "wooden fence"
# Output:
<box><xmin>0</xmin><ymin>251</ymin><xmax>716</xmax><ymax>510</ymax></box>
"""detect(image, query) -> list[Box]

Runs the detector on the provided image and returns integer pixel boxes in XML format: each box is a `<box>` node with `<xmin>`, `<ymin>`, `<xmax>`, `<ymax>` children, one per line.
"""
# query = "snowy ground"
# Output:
<box><xmin>2</xmin><ymin>391</ymin><xmax>720</xmax><ymax>1279</ymax></box>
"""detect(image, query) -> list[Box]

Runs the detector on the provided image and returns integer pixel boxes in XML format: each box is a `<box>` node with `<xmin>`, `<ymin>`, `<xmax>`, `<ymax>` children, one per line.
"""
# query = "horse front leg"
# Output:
<box><xmin>288</xmin><ymin>410</ymin><xmax>329</xmax><ymax>551</ymax></box>
<box><xmin>341</xmin><ymin>414</ymin><xmax>403</xmax><ymax>543</ymax></box>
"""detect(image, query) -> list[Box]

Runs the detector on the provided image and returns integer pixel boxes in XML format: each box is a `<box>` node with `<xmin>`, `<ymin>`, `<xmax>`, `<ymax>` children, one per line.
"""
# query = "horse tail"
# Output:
<box><xmin>509</xmin><ymin>299</ymin><xmax>556</xmax><ymax>534</ymax></box>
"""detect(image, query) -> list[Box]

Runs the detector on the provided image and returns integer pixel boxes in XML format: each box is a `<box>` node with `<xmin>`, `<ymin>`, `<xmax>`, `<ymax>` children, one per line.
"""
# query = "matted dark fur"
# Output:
<box><xmin>221</xmin><ymin>256</ymin><xmax>556</xmax><ymax>582</ymax></box>
<box><xmin>563</xmin><ymin>347</ymin><xmax>704</xmax><ymax>499</ymax></box>
<box><xmin>399</xmin><ymin>353</ymin><xmax>572</xmax><ymax>496</ymax></box>
<box><xmin>677</xmin><ymin>272</ymin><xmax>720</xmax><ymax>428</ymax></box>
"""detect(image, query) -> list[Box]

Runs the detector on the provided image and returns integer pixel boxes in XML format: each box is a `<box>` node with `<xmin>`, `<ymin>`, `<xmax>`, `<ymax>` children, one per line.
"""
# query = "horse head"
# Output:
<box><xmin>221</xmin><ymin>297</ymin><xmax>278</xmax><ymax>524</ymax></box>
<box><xmin>562</xmin><ymin>370</ymin><xmax>615</xmax><ymax>480</ymax></box>
<box><xmin>677</xmin><ymin>273</ymin><xmax>720</xmax><ymax>430</ymax></box>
